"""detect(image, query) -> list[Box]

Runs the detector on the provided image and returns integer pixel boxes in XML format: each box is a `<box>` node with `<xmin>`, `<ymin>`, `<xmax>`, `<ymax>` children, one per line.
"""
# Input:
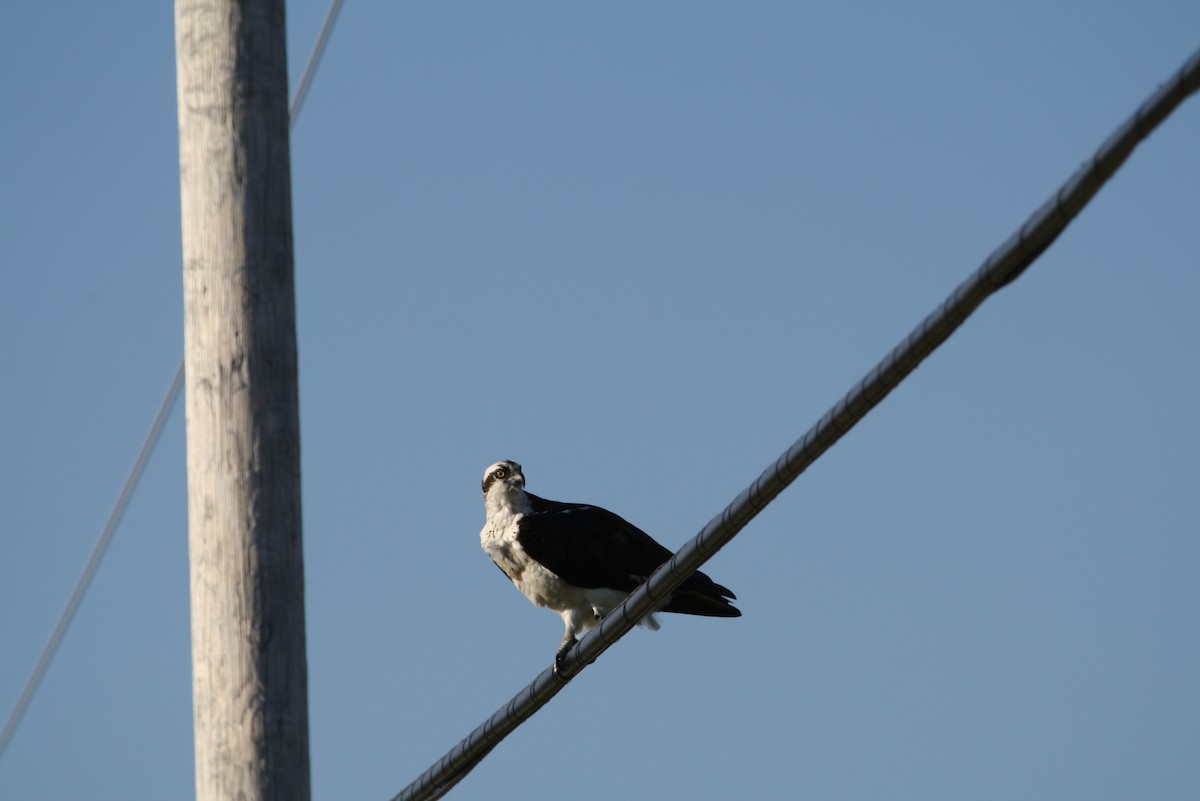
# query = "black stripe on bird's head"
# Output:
<box><xmin>481</xmin><ymin>460</ymin><xmax>525</xmax><ymax>496</ymax></box>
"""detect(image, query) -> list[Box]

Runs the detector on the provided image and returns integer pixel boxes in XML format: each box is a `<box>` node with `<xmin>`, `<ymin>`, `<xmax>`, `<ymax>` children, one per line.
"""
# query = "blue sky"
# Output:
<box><xmin>2</xmin><ymin>3</ymin><xmax>1198</xmax><ymax>800</ymax></box>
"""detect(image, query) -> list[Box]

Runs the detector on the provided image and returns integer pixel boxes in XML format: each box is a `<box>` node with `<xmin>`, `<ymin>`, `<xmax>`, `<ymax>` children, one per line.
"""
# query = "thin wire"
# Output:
<box><xmin>0</xmin><ymin>0</ymin><xmax>346</xmax><ymax>765</ymax></box>
<box><xmin>0</xmin><ymin>365</ymin><xmax>183</xmax><ymax>761</ymax></box>
<box><xmin>290</xmin><ymin>0</ymin><xmax>345</xmax><ymax>128</ymax></box>
<box><xmin>391</xmin><ymin>45</ymin><xmax>1200</xmax><ymax>801</ymax></box>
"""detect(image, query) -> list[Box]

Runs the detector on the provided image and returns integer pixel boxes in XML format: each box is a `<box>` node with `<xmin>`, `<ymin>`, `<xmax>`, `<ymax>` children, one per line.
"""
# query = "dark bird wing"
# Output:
<box><xmin>516</xmin><ymin>495</ymin><xmax>740</xmax><ymax>618</ymax></box>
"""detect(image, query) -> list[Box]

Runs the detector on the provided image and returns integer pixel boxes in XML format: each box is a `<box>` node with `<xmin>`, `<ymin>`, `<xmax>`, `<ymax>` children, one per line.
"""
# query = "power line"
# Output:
<box><xmin>0</xmin><ymin>0</ymin><xmax>346</xmax><ymax>765</ymax></box>
<box><xmin>0</xmin><ymin>364</ymin><xmax>183</xmax><ymax>762</ymax></box>
<box><xmin>291</xmin><ymin>0</ymin><xmax>346</xmax><ymax>127</ymax></box>
<box><xmin>390</xmin><ymin>45</ymin><xmax>1200</xmax><ymax>801</ymax></box>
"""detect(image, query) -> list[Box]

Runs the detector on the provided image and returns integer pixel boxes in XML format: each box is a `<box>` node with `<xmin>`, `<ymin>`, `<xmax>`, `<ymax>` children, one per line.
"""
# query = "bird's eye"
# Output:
<box><xmin>494</xmin><ymin>468</ymin><xmax>507</xmax><ymax>479</ymax></box>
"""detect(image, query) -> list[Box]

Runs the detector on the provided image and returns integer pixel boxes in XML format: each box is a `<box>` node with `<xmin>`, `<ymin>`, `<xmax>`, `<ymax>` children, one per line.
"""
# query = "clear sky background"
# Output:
<box><xmin>2</xmin><ymin>3</ymin><xmax>1198</xmax><ymax>800</ymax></box>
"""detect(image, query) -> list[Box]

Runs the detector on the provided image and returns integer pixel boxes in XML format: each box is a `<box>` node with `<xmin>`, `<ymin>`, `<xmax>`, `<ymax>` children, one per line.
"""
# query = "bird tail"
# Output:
<box><xmin>662</xmin><ymin>590</ymin><xmax>741</xmax><ymax>618</ymax></box>
<box><xmin>661</xmin><ymin>573</ymin><xmax>740</xmax><ymax>618</ymax></box>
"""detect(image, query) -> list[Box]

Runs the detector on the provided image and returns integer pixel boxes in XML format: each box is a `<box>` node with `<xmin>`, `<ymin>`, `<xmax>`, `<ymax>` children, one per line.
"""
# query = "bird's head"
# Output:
<box><xmin>481</xmin><ymin>460</ymin><xmax>526</xmax><ymax>501</ymax></box>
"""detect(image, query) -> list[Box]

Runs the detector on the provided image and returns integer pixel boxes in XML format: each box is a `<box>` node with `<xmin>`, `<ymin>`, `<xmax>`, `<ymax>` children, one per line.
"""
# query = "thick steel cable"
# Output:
<box><xmin>392</xmin><ymin>46</ymin><xmax>1200</xmax><ymax>801</ymax></box>
<box><xmin>0</xmin><ymin>1</ymin><xmax>346</xmax><ymax>764</ymax></box>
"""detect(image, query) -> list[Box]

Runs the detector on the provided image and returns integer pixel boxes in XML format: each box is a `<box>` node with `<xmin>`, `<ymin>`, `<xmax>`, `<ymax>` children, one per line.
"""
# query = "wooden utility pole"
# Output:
<box><xmin>174</xmin><ymin>2</ymin><xmax>311</xmax><ymax>800</ymax></box>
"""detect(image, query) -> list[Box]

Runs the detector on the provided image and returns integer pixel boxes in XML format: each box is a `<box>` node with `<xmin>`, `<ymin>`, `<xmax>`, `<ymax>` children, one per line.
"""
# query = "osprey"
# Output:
<box><xmin>479</xmin><ymin>460</ymin><xmax>740</xmax><ymax>670</ymax></box>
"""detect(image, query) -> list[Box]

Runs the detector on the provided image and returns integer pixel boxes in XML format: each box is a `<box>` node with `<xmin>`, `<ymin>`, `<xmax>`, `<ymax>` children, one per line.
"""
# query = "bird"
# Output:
<box><xmin>479</xmin><ymin>459</ymin><xmax>740</xmax><ymax>671</ymax></box>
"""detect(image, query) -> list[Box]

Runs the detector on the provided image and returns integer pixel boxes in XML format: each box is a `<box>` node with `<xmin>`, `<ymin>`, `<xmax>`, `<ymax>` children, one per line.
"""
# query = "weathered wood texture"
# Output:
<box><xmin>175</xmin><ymin>1</ymin><xmax>311</xmax><ymax>800</ymax></box>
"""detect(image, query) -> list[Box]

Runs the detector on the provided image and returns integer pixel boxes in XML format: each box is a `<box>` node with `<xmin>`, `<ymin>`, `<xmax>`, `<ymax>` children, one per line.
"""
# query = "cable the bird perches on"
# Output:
<box><xmin>392</xmin><ymin>46</ymin><xmax>1200</xmax><ymax>801</ymax></box>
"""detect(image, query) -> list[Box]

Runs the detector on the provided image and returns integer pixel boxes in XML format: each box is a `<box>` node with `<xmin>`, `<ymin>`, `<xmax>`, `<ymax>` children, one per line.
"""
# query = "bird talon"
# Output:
<box><xmin>554</xmin><ymin>641</ymin><xmax>573</xmax><ymax>677</ymax></box>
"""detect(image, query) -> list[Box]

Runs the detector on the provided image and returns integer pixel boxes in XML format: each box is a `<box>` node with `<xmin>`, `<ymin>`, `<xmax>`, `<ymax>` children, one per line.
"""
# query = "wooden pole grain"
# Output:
<box><xmin>175</xmin><ymin>2</ymin><xmax>311</xmax><ymax>799</ymax></box>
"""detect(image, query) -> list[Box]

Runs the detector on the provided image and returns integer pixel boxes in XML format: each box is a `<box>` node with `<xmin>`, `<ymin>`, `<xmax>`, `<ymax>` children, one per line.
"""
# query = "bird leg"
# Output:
<box><xmin>554</xmin><ymin>633</ymin><xmax>576</xmax><ymax>676</ymax></box>
<box><xmin>555</xmin><ymin>610</ymin><xmax>591</xmax><ymax>676</ymax></box>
